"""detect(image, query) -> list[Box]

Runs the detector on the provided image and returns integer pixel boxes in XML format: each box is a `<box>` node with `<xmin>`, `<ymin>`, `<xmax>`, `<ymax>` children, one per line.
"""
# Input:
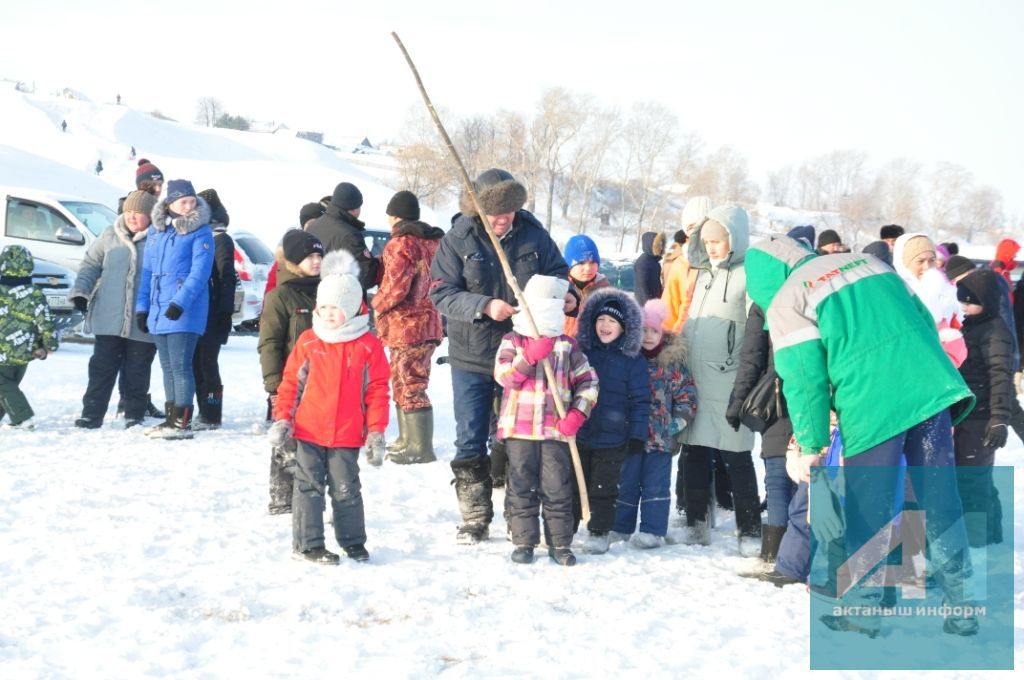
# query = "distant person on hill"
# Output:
<box><xmin>129</xmin><ymin>145</ymin><xmax>136</xmax><ymax>160</ymax></box>
<box><xmin>191</xmin><ymin>189</ymin><xmax>238</xmax><ymax>430</ymax></box>
<box><xmin>95</xmin><ymin>160</ymin><xmax>103</xmax><ymax>176</ymax></box>
<box><xmin>61</xmin><ymin>120</ymin><xmax>67</xmax><ymax>132</ymax></box>
<box><xmin>307</xmin><ymin>182</ymin><xmax>379</xmax><ymax>298</ymax></box>
<box><xmin>633</xmin><ymin>231</ymin><xmax>665</xmax><ymax>306</ymax></box>
<box><xmin>116</xmin><ymin>94</ymin><xmax>121</xmax><ymax>105</ymax></box>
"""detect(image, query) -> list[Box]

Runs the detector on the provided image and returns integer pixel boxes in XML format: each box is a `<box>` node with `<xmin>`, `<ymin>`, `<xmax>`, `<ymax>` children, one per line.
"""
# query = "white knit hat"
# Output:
<box><xmin>317</xmin><ymin>250</ymin><xmax>362</xmax><ymax>320</ymax></box>
<box><xmin>512</xmin><ymin>274</ymin><xmax>568</xmax><ymax>338</ymax></box>
<box><xmin>680</xmin><ymin>196</ymin><xmax>713</xmax><ymax>229</ymax></box>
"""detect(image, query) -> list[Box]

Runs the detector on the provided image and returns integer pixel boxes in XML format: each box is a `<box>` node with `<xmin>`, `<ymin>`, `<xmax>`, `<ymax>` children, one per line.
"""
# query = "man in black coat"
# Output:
<box><xmin>307</xmin><ymin>182</ymin><xmax>378</xmax><ymax>295</ymax></box>
<box><xmin>430</xmin><ymin>168</ymin><xmax>569</xmax><ymax>544</ymax></box>
<box><xmin>633</xmin><ymin>231</ymin><xmax>665</xmax><ymax>306</ymax></box>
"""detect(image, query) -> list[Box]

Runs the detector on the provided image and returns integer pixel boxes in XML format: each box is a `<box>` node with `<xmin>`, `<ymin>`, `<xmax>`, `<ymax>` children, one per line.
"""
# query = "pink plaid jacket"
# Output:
<box><xmin>494</xmin><ymin>332</ymin><xmax>599</xmax><ymax>441</ymax></box>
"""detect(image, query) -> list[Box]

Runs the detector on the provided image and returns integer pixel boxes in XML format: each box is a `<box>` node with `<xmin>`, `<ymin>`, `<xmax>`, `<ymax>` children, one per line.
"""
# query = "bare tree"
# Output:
<box><xmin>766</xmin><ymin>165</ymin><xmax>794</xmax><ymax>206</ymax></box>
<box><xmin>958</xmin><ymin>186</ymin><xmax>1004</xmax><ymax>243</ymax></box>
<box><xmin>453</xmin><ymin>114</ymin><xmax>498</xmax><ymax>180</ymax></box>
<box><xmin>566</xmin><ymin>105</ymin><xmax>621</xmax><ymax>233</ymax></box>
<box><xmin>393</xmin><ymin>105</ymin><xmax>457</xmax><ymax>203</ymax></box>
<box><xmin>530</xmin><ymin>87</ymin><xmax>586</xmax><ymax>228</ymax></box>
<box><xmin>925</xmin><ymin>161</ymin><xmax>973</xmax><ymax>238</ymax></box>
<box><xmin>689</xmin><ymin>146</ymin><xmax>759</xmax><ymax>207</ymax></box>
<box><xmin>615</xmin><ymin>101</ymin><xmax>677</xmax><ymax>250</ymax></box>
<box><xmin>195</xmin><ymin>97</ymin><xmax>224</xmax><ymax>127</ymax></box>
<box><xmin>874</xmin><ymin>158</ymin><xmax>922</xmax><ymax>232</ymax></box>
<box><xmin>491</xmin><ymin>109</ymin><xmax>538</xmax><ymax>212</ymax></box>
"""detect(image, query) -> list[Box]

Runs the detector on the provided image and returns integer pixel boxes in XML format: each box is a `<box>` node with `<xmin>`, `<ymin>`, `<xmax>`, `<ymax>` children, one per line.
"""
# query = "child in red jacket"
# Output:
<box><xmin>269</xmin><ymin>251</ymin><xmax>389</xmax><ymax>565</ymax></box>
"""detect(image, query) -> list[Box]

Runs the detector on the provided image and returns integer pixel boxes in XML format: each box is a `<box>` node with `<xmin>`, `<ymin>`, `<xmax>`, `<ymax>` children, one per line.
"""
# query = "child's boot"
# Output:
<box><xmin>292</xmin><ymin>547</ymin><xmax>340</xmax><ymax>565</ymax></box>
<box><xmin>548</xmin><ymin>547</ymin><xmax>577</xmax><ymax>566</ymax></box>
<box><xmin>511</xmin><ymin>546</ymin><xmax>534</xmax><ymax>564</ymax></box>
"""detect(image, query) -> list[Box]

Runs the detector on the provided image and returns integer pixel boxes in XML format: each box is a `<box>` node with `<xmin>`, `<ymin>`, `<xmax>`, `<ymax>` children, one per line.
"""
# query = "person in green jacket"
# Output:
<box><xmin>257</xmin><ymin>229</ymin><xmax>324</xmax><ymax>515</ymax></box>
<box><xmin>745</xmin><ymin>234</ymin><xmax>978</xmax><ymax>638</ymax></box>
<box><xmin>0</xmin><ymin>245</ymin><xmax>58</xmax><ymax>429</ymax></box>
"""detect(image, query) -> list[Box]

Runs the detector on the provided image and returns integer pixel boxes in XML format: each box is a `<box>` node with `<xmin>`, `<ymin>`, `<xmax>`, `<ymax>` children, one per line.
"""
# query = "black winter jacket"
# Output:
<box><xmin>726</xmin><ymin>303</ymin><xmax>793</xmax><ymax>458</ymax></box>
<box><xmin>958</xmin><ymin>311</ymin><xmax>1014</xmax><ymax>424</ymax></box>
<box><xmin>429</xmin><ymin>210</ymin><xmax>568</xmax><ymax>374</ymax></box>
<box><xmin>633</xmin><ymin>232</ymin><xmax>663</xmax><ymax>306</ymax></box>
<box><xmin>199</xmin><ymin>228</ymin><xmax>238</xmax><ymax>346</ymax></box>
<box><xmin>307</xmin><ymin>205</ymin><xmax>379</xmax><ymax>294</ymax></box>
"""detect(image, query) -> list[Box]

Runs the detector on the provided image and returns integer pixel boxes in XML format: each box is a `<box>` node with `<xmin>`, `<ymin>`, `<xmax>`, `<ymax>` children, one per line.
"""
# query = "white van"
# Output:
<box><xmin>0</xmin><ymin>186</ymin><xmax>115</xmax><ymax>271</ymax></box>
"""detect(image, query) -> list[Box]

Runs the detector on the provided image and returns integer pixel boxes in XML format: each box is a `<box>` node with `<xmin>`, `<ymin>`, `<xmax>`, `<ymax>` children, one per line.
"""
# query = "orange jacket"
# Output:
<box><xmin>661</xmin><ymin>253</ymin><xmax>691</xmax><ymax>333</ymax></box>
<box><xmin>274</xmin><ymin>328</ymin><xmax>390</xmax><ymax>448</ymax></box>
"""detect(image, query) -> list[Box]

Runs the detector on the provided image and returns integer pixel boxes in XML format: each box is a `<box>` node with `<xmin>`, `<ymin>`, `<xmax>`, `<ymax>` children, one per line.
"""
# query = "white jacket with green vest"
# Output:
<box><xmin>745</xmin><ymin>236</ymin><xmax>974</xmax><ymax>459</ymax></box>
<box><xmin>680</xmin><ymin>204</ymin><xmax>755</xmax><ymax>453</ymax></box>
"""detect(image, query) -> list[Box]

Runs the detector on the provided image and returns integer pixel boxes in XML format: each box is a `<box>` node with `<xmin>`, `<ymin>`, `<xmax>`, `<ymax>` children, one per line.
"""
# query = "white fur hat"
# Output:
<box><xmin>681</xmin><ymin>196</ymin><xmax>713</xmax><ymax>228</ymax></box>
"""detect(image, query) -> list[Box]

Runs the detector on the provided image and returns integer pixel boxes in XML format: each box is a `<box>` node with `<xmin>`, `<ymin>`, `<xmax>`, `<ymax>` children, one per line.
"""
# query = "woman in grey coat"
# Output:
<box><xmin>679</xmin><ymin>204</ymin><xmax>761</xmax><ymax>553</ymax></box>
<box><xmin>70</xmin><ymin>190</ymin><xmax>159</xmax><ymax>428</ymax></box>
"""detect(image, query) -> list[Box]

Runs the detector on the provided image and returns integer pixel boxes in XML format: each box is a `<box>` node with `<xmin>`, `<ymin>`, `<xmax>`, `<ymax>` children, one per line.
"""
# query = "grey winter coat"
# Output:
<box><xmin>680</xmin><ymin>205</ymin><xmax>755</xmax><ymax>452</ymax></box>
<box><xmin>70</xmin><ymin>216</ymin><xmax>153</xmax><ymax>343</ymax></box>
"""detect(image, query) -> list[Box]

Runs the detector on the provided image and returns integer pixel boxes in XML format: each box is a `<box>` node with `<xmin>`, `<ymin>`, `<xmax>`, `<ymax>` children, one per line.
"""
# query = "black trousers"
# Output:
<box><xmin>683</xmin><ymin>445</ymin><xmax>761</xmax><ymax>536</ymax></box>
<box><xmin>572</xmin><ymin>444</ymin><xmax>627</xmax><ymax>534</ymax></box>
<box><xmin>192</xmin><ymin>341</ymin><xmax>223</xmax><ymax>399</ymax></box>
<box><xmin>83</xmin><ymin>335</ymin><xmax>155</xmax><ymax>421</ymax></box>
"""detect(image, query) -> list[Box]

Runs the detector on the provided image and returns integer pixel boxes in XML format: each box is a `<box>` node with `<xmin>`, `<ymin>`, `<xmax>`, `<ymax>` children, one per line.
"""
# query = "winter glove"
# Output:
<box><xmin>72</xmin><ymin>296</ymin><xmax>88</xmax><ymax>312</ymax></box>
<box><xmin>164</xmin><ymin>303</ymin><xmax>184</xmax><ymax>321</ymax></box>
<box><xmin>555</xmin><ymin>408</ymin><xmax>587</xmax><ymax>437</ymax></box>
<box><xmin>628</xmin><ymin>438</ymin><xmax>646</xmax><ymax>456</ymax></box>
<box><xmin>522</xmin><ymin>336</ymin><xmax>556</xmax><ymax>365</ymax></box>
<box><xmin>724</xmin><ymin>399</ymin><xmax>742</xmax><ymax>432</ymax></box>
<box><xmin>982</xmin><ymin>421</ymin><xmax>1008</xmax><ymax>449</ymax></box>
<box><xmin>136</xmin><ymin>312</ymin><xmax>149</xmax><ymax>334</ymax></box>
<box><xmin>365</xmin><ymin>431</ymin><xmax>385</xmax><ymax>467</ymax></box>
<box><xmin>1015</xmin><ymin>371</ymin><xmax>1023</xmax><ymax>397</ymax></box>
<box><xmin>267</xmin><ymin>419</ymin><xmax>293</xmax><ymax>448</ymax></box>
<box><xmin>809</xmin><ymin>470</ymin><xmax>845</xmax><ymax>544</ymax></box>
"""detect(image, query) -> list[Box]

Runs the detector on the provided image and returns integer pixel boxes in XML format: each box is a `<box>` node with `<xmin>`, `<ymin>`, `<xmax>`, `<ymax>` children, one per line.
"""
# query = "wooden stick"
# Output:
<box><xmin>391</xmin><ymin>32</ymin><xmax>591</xmax><ymax>522</ymax></box>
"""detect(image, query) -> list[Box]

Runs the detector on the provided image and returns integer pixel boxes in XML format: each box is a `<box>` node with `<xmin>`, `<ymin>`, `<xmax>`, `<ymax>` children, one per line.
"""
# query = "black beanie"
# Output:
<box><xmin>282</xmin><ymin>229</ymin><xmax>324</xmax><ymax>265</ymax></box>
<box><xmin>198</xmin><ymin>188</ymin><xmax>229</xmax><ymax>227</ymax></box>
<box><xmin>880</xmin><ymin>224</ymin><xmax>904</xmax><ymax>240</ymax></box>
<box><xmin>817</xmin><ymin>229</ymin><xmax>841</xmax><ymax>248</ymax></box>
<box><xmin>386</xmin><ymin>190</ymin><xmax>420</xmax><ymax>221</ymax></box>
<box><xmin>299</xmin><ymin>202</ymin><xmax>325</xmax><ymax>227</ymax></box>
<box><xmin>331</xmin><ymin>182</ymin><xmax>363</xmax><ymax>210</ymax></box>
<box><xmin>944</xmin><ymin>255</ymin><xmax>976</xmax><ymax>281</ymax></box>
<box><xmin>956</xmin><ymin>269</ymin><xmax>1001</xmax><ymax>312</ymax></box>
<box><xmin>595</xmin><ymin>298</ymin><xmax>625</xmax><ymax>327</ymax></box>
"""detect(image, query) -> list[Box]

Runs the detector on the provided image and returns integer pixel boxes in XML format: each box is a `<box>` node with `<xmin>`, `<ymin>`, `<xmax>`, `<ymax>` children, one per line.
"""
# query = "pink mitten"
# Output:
<box><xmin>556</xmin><ymin>409</ymin><xmax>587</xmax><ymax>437</ymax></box>
<box><xmin>522</xmin><ymin>336</ymin><xmax>556</xmax><ymax>365</ymax></box>
<box><xmin>938</xmin><ymin>326</ymin><xmax>967</xmax><ymax>368</ymax></box>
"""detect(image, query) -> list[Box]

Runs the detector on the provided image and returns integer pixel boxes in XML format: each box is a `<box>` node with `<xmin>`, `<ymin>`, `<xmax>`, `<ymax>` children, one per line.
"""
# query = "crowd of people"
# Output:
<box><xmin>0</xmin><ymin>162</ymin><xmax>1016</xmax><ymax>637</ymax></box>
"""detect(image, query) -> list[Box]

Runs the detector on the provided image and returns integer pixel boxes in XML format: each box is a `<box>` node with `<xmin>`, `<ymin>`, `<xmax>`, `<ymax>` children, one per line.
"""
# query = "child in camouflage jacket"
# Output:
<box><xmin>0</xmin><ymin>245</ymin><xmax>58</xmax><ymax>428</ymax></box>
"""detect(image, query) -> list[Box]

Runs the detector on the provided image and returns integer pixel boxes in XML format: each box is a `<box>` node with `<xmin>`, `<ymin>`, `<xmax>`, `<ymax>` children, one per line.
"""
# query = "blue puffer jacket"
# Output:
<box><xmin>575</xmin><ymin>287</ymin><xmax>651</xmax><ymax>448</ymax></box>
<box><xmin>136</xmin><ymin>197</ymin><xmax>215</xmax><ymax>335</ymax></box>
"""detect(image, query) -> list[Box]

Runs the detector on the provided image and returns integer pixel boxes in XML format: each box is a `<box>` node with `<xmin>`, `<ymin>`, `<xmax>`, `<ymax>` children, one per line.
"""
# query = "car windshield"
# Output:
<box><xmin>236</xmin><ymin>236</ymin><xmax>275</xmax><ymax>265</ymax></box>
<box><xmin>59</xmin><ymin>201</ymin><xmax>116</xmax><ymax>236</ymax></box>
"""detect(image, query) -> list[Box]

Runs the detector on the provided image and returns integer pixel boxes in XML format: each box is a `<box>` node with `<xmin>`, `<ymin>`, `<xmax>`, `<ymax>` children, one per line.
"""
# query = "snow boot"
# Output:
<box><xmin>146</xmin><ymin>396</ymin><xmax>166</xmax><ymax>419</ymax></box>
<box><xmin>683</xmin><ymin>521</ymin><xmax>711</xmax><ymax>546</ymax></box>
<box><xmin>582</xmin><ymin>532</ymin><xmax>611</xmax><ymax>554</ymax></box>
<box><xmin>144</xmin><ymin>402</ymin><xmax>176</xmax><ymax>437</ymax></box>
<box><xmin>292</xmin><ymin>547</ymin><xmax>340</xmax><ymax>565</ymax></box>
<box><xmin>193</xmin><ymin>388</ymin><xmax>223</xmax><ymax>430</ymax></box>
<box><xmin>819</xmin><ymin>614</ymin><xmax>880</xmax><ymax>638</ymax></box>
<box><xmin>148</xmin><ymin>404</ymin><xmax>193</xmax><ymax>440</ymax></box>
<box><xmin>548</xmin><ymin>547</ymin><xmax>577</xmax><ymax>566</ymax></box>
<box><xmin>631</xmin><ymin>532</ymin><xmax>662</xmax><ymax>549</ymax></box>
<box><xmin>268</xmin><ymin>444</ymin><xmax>295</xmax><ymax>515</ymax></box>
<box><xmin>684</xmin><ymin>487</ymin><xmax>710</xmax><ymax>530</ymax></box>
<box><xmin>386</xmin><ymin>409</ymin><xmax>408</xmax><ymax>452</ymax></box>
<box><xmin>759</xmin><ymin>524</ymin><xmax>786</xmax><ymax>564</ymax></box>
<box><xmin>343</xmin><ymin>544</ymin><xmax>370</xmax><ymax>562</ymax></box>
<box><xmin>608</xmin><ymin>530</ymin><xmax>631</xmax><ymax>544</ymax></box>
<box><xmin>737</xmin><ymin>533</ymin><xmax>762</xmax><ymax>557</ymax></box>
<box><xmin>451</xmin><ymin>457</ymin><xmax>493</xmax><ymax>544</ymax></box>
<box><xmin>744</xmin><ymin>569</ymin><xmax>801</xmax><ymax>588</ymax></box>
<box><xmin>386</xmin><ymin>408</ymin><xmax>436</xmax><ymax>464</ymax></box>
<box><xmin>511</xmin><ymin>546</ymin><xmax>535</xmax><ymax>564</ymax></box>
<box><xmin>74</xmin><ymin>416</ymin><xmax>102</xmax><ymax>429</ymax></box>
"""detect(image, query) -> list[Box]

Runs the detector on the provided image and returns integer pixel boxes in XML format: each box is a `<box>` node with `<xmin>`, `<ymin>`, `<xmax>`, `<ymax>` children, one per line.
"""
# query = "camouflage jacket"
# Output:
<box><xmin>371</xmin><ymin>220</ymin><xmax>445</xmax><ymax>348</ymax></box>
<box><xmin>0</xmin><ymin>246</ymin><xmax>58</xmax><ymax>365</ymax></box>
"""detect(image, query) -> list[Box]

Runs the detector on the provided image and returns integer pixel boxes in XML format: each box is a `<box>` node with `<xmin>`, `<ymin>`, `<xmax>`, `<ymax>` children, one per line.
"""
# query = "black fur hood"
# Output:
<box><xmin>576</xmin><ymin>287</ymin><xmax>644</xmax><ymax>357</ymax></box>
<box><xmin>151</xmin><ymin>196</ymin><xmax>212</xmax><ymax>235</ymax></box>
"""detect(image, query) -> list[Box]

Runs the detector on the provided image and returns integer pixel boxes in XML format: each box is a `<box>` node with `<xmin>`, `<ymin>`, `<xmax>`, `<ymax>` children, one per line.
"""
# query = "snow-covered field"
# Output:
<box><xmin>0</xmin><ymin>337</ymin><xmax>1021</xmax><ymax>677</ymax></box>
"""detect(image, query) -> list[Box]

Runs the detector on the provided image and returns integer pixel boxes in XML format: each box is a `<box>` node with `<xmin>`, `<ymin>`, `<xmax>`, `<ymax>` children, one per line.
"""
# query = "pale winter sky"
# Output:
<box><xmin>2</xmin><ymin>0</ymin><xmax>1022</xmax><ymax>218</ymax></box>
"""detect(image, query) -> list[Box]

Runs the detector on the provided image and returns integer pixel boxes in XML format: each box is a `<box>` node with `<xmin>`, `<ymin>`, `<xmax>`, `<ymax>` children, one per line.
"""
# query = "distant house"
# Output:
<box><xmin>250</xmin><ymin>120</ymin><xmax>289</xmax><ymax>134</ymax></box>
<box><xmin>320</xmin><ymin>134</ymin><xmax>380</xmax><ymax>154</ymax></box>
<box><xmin>296</xmin><ymin>130</ymin><xmax>324</xmax><ymax>144</ymax></box>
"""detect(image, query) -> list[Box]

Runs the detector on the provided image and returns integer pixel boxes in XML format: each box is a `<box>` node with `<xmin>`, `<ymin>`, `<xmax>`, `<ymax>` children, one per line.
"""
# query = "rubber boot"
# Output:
<box><xmin>490</xmin><ymin>437</ymin><xmax>507</xmax><ymax>488</ymax></box>
<box><xmin>760</xmin><ymin>524</ymin><xmax>787</xmax><ymax>563</ymax></box>
<box><xmin>451</xmin><ymin>457</ymin><xmax>493</xmax><ymax>544</ymax></box>
<box><xmin>387</xmin><ymin>408</ymin><xmax>436</xmax><ymax>464</ymax></box>
<box><xmin>144</xmin><ymin>401</ymin><xmax>176</xmax><ymax>437</ymax></box>
<box><xmin>165</xmin><ymin>404</ymin><xmax>194</xmax><ymax>440</ymax></box>
<box><xmin>386</xmin><ymin>409</ymin><xmax>408</xmax><ymax>453</ymax></box>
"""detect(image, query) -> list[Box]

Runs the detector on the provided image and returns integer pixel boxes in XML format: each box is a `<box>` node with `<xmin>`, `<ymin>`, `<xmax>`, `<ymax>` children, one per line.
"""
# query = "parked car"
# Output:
<box><xmin>1</xmin><ymin>186</ymin><xmax>114</xmax><ymax>272</ymax></box>
<box><xmin>232</xmin><ymin>230</ymin><xmax>274</xmax><ymax>330</ymax></box>
<box><xmin>364</xmin><ymin>229</ymin><xmax>391</xmax><ymax>258</ymax></box>
<box><xmin>31</xmin><ymin>257</ymin><xmax>82</xmax><ymax>333</ymax></box>
<box><xmin>598</xmin><ymin>259</ymin><xmax>636</xmax><ymax>292</ymax></box>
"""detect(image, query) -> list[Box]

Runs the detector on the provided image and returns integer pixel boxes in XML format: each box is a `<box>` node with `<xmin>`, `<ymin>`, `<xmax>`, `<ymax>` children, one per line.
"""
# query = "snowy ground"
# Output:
<box><xmin>0</xmin><ymin>336</ymin><xmax>1021</xmax><ymax>678</ymax></box>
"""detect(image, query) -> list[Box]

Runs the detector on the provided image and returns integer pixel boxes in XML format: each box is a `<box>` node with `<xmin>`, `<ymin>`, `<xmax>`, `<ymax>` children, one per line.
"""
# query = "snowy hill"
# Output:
<box><xmin>0</xmin><ymin>83</ymin><xmax>439</xmax><ymax>248</ymax></box>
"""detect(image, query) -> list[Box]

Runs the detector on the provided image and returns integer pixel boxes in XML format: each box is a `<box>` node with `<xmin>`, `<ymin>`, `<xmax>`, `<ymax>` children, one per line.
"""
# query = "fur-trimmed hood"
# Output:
<box><xmin>641</xmin><ymin>231</ymin><xmax>666</xmax><ymax>257</ymax></box>
<box><xmin>652</xmin><ymin>331</ymin><xmax>687</xmax><ymax>368</ymax></box>
<box><xmin>392</xmin><ymin>219</ymin><xmax>445</xmax><ymax>240</ymax></box>
<box><xmin>576</xmin><ymin>286</ymin><xmax>643</xmax><ymax>357</ymax></box>
<box><xmin>151</xmin><ymin>196</ymin><xmax>212</xmax><ymax>235</ymax></box>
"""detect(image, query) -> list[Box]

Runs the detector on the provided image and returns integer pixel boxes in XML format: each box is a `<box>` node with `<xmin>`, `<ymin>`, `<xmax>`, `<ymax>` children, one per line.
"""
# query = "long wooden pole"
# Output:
<box><xmin>392</xmin><ymin>32</ymin><xmax>590</xmax><ymax>522</ymax></box>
